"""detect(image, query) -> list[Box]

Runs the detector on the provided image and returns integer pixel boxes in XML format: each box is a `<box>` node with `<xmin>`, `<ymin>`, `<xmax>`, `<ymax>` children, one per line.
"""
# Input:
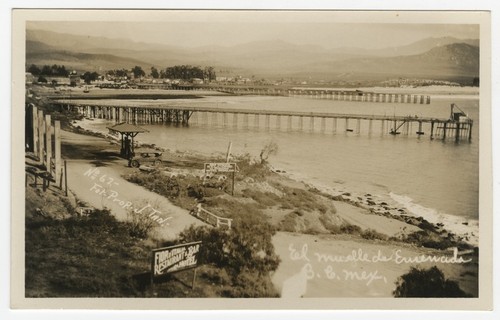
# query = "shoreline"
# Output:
<box><xmin>274</xmin><ymin>169</ymin><xmax>479</xmax><ymax>246</ymax></box>
<box><xmin>292</xmin><ymin>85</ymin><xmax>479</xmax><ymax>96</ymax></box>
<box><xmin>73</xmin><ymin>118</ymin><xmax>478</xmax><ymax>247</ymax></box>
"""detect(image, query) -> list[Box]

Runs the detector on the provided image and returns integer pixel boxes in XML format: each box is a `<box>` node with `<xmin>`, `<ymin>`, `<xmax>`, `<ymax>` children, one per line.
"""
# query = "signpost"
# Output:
<box><xmin>204</xmin><ymin>162</ymin><xmax>238</xmax><ymax>173</ymax></box>
<box><xmin>204</xmin><ymin>162</ymin><xmax>239</xmax><ymax>195</ymax></box>
<box><xmin>151</xmin><ymin>241</ymin><xmax>202</xmax><ymax>290</ymax></box>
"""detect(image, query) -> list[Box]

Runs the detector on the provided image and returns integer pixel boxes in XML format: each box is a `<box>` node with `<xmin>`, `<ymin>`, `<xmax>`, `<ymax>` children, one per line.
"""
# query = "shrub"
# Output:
<box><xmin>418</xmin><ymin>219</ymin><xmax>437</xmax><ymax>232</ymax></box>
<box><xmin>259</xmin><ymin>141</ymin><xmax>279</xmax><ymax>164</ymax></box>
<box><xmin>175</xmin><ymin>217</ymin><xmax>280</xmax><ymax>297</ymax></box>
<box><xmin>200</xmin><ymin>267</ymin><xmax>232</xmax><ymax>286</ymax></box>
<box><xmin>393</xmin><ymin>266</ymin><xmax>470</xmax><ymax>297</ymax></box>
<box><xmin>304</xmin><ymin>227</ymin><xmax>321</xmax><ymax>235</ymax></box>
<box><xmin>187</xmin><ymin>185</ymin><xmax>205</xmax><ymax>200</ymax></box>
<box><xmin>340</xmin><ymin>224</ymin><xmax>362</xmax><ymax>235</ymax></box>
<box><xmin>221</xmin><ymin>269</ymin><xmax>279</xmax><ymax>298</ymax></box>
<box><xmin>178</xmin><ymin>220</ymin><xmax>280</xmax><ymax>275</ymax></box>
<box><xmin>125</xmin><ymin>201</ymin><xmax>158</xmax><ymax>239</ymax></box>
<box><xmin>403</xmin><ymin>230</ymin><xmax>455</xmax><ymax>250</ymax></box>
<box><xmin>235</xmin><ymin>153</ymin><xmax>270</xmax><ymax>182</ymax></box>
<box><xmin>176</xmin><ymin>225</ymin><xmax>230</xmax><ymax>267</ymax></box>
<box><xmin>361</xmin><ymin>228</ymin><xmax>388</xmax><ymax>241</ymax></box>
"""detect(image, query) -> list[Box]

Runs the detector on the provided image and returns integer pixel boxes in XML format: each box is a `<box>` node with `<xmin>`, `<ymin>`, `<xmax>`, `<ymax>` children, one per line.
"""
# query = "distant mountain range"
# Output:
<box><xmin>26</xmin><ymin>29</ymin><xmax>479</xmax><ymax>82</ymax></box>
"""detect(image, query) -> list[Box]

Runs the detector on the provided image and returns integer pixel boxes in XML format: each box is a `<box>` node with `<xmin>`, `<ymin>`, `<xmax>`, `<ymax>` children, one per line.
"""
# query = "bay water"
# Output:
<box><xmin>78</xmin><ymin>89</ymin><xmax>480</xmax><ymax>243</ymax></box>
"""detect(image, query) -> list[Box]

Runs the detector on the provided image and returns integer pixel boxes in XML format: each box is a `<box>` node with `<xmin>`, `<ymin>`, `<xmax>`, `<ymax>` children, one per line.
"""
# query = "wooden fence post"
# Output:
<box><xmin>32</xmin><ymin>106</ymin><xmax>38</xmax><ymax>158</ymax></box>
<box><xmin>64</xmin><ymin>160</ymin><xmax>68</xmax><ymax>196</ymax></box>
<box><xmin>54</xmin><ymin>121</ymin><xmax>61</xmax><ymax>186</ymax></box>
<box><xmin>45</xmin><ymin>114</ymin><xmax>52</xmax><ymax>172</ymax></box>
<box><xmin>38</xmin><ymin>110</ymin><xmax>45</xmax><ymax>165</ymax></box>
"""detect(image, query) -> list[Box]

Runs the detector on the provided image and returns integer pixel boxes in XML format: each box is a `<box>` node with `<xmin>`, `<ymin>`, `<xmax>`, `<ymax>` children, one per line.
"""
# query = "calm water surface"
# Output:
<box><xmin>80</xmin><ymin>92</ymin><xmax>480</xmax><ymax>240</ymax></box>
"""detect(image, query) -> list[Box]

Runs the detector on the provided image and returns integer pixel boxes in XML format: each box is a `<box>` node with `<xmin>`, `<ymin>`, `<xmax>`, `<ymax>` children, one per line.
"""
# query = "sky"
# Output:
<box><xmin>27</xmin><ymin>11</ymin><xmax>480</xmax><ymax>50</ymax></box>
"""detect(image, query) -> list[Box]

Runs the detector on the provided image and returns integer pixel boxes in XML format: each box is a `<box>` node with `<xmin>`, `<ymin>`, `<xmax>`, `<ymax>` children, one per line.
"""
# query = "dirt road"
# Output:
<box><xmin>62</xmin><ymin>130</ymin><xmax>204</xmax><ymax>240</ymax></box>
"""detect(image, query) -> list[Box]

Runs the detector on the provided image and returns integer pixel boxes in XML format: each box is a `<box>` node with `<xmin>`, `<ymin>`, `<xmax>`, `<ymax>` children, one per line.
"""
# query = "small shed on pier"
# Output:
<box><xmin>107</xmin><ymin>122</ymin><xmax>148</xmax><ymax>158</ymax></box>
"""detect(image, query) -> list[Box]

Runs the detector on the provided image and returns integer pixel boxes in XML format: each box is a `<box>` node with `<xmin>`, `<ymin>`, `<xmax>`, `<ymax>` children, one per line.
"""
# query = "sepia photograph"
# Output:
<box><xmin>9</xmin><ymin>8</ymin><xmax>493</xmax><ymax>312</ymax></box>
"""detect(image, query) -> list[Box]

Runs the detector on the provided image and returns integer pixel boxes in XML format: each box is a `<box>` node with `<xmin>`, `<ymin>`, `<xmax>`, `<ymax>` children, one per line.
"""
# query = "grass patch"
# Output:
<box><xmin>201</xmin><ymin>196</ymin><xmax>264</xmax><ymax>221</ymax></box>
<box><xmin>279</xmin><ymin>211</ymin><xmax>301</xmax><ymax>232</ymax></box>
<box><xmin>274</xmin><ymin>183</ymin><xmax>329</xmax><ymax>213</ymax></box>
<box><xmin>25</xmin><ymin>184</ymin><xmax>73</xmax><ymax>219</ymax></box>
<box><xmin>241</xmin><ymin>189</ymin><xmax>281</xmax><ymax>208</ymax></box>
<box><xmin>125</xmin><ymin>171</ymin><xmax>224</xmax><ymax>210</ymax></box>
<box><xmin>25</xmin><ymin>209</ymin><xmax>154</xmax><ymax>297</ymax></box>
<box><xmin>318</xmin><ymin>213</ymin><xmax>340</xmax><ymax>233</ymax></box>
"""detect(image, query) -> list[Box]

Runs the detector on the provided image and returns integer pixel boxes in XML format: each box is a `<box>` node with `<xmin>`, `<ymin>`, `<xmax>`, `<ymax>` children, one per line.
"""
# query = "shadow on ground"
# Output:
<box><xmin>62</xmin><ymin>143</ymin><xmax>122</xmax><ymax>167</ymax></box>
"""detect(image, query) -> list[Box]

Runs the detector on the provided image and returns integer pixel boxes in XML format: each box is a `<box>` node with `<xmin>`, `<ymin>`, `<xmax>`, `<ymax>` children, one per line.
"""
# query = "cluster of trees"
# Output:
<box><xmin>81</xmin><ymin>71</ymin><xmax>100</xmax><ymax>85</ymax></box>
<box><xmin>132</xmin><ymin>66</ymin><xmax>145</xmax><ymax>78</ymax></box>
<box><xmin>152</xmin><ymin>65</ymin><xmax>216</xmax><ymax>81</ymax></box>
<box><xmin>106</xmin><ymin>66</ymin><xmax>145</xmax><ymax>79</ymax></box>
<box><xmin>109</xmin><ymin>65</ymin><xmax>217</xmax><ymax>82</ymax></box>
<box><xmin>106</xmin><ymin>68</ymin><xmax>130</xmax><ymax>78</ymax></box>
<box><xmin>27</xmin><ymin>64</ymin><xmax>69</xmax><ymax>77</ymax></box>
<box><xmin>29</xmin><ymin>63</ymin><xmax>218</xmax><ymax>84</ymax></box>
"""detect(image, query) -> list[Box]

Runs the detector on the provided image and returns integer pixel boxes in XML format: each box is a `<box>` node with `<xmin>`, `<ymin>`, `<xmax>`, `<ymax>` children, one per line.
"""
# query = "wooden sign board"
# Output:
<box><xmin>152</xmin><ymin>241</ymin><xmax>202</xmax><ymax>277</ymax></box>
<box><xmin>203</xmin><ymin>162</ymin><xmax>239</xmax><ymax>195</ymax></box>
<box><xmin>204</xmin><ymin>162</ymin><xmax>238</xmax><ymax>173</ymax></box>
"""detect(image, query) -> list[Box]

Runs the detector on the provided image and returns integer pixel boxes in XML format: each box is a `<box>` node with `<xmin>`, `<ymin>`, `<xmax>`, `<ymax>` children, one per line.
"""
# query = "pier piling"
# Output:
<box><xmin>59</xmin><ymin>100</ymin><xmax>472</xmax><ymax>142</ymax></box>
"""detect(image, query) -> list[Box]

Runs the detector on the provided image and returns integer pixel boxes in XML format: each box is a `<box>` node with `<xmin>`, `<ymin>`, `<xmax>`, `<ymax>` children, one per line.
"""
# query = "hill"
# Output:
<box><xmin>26</xmin><ymin>40</ymin><xmax>153</xmax><ymax>72</ymax></box>
<box><xmin>26</xmin><ymin>29</ymin><xmax>479</xmax><ymax>82</ymax></box>
<box><xmin>368</xmin><ymin>36</ymin><xmax>479</xmax><ymax>57</ymax></box>
<box><xmin>296</xmin><ymin>43</ymin><xmax>479</xmax><ymax>79</ymax></box>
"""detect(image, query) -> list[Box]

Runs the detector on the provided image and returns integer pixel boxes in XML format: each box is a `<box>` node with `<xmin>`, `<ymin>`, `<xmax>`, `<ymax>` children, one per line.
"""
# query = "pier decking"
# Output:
<box><xmin>52</xmin><ymin>99</ymin><xmax>473</xmax><ymax>142</ymax></box>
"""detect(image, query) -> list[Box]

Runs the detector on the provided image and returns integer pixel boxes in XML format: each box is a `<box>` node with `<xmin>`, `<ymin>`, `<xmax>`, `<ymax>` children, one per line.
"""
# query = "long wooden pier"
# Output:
<box><xmin>52</xmin><ymin>99</ymin><xmax>472</xmax><ymax>142</ymax></box>
<box><xmin>220</xmin><ymin>88</ymin><xmax>431</xmax><ymax>104</ymax></box>
<box><xmin>170</xmin><ymin>85</ymin><xmax>431</xmax><ymax>104</ymax></box>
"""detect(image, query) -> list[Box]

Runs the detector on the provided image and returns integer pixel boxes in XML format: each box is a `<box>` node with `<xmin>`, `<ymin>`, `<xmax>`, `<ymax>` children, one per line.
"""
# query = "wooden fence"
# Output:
<box><xmin>26</xmin><ymin>103</ymin><xmax>64</xmax><ymax>189</ymax></box>
<box><xmin>191</xmin><ymin>204</ymin><xmax>232</xmax><ymax>229</ymax></box>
